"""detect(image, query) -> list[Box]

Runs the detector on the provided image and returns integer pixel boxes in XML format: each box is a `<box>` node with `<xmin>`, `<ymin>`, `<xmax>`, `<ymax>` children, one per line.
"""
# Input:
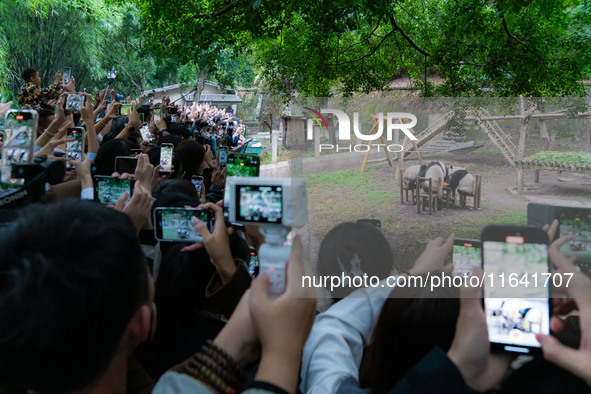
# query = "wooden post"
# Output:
<box><xmin>272</xmin><ymin>132</ymin><xmax>278</xmax><ymax>164</ymax></box>
<box><xmin>360</xmin><ymin>115</ymin><xmax>393</xmax><ymax>172</ymax></box>
<box><xmin>314</xmin><ymin>126</ymin><xmax>320</xmax><ymax>158</ymax></box>
<box><xmin>518</xmin><ymin>96</ymin><xmax>527</xmax><ymax>160</ymax></box>
<box><xmin>396</xmin><ymin>136</ymin><xmax>409</xmax><ymax>180</ymax></box>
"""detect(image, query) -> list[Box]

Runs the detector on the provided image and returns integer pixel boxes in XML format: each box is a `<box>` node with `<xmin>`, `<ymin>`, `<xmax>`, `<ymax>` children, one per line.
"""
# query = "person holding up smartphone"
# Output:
<box><xmin>17</xmin><ymin>67</ymin><xmax>63</xmax><ymax>106</ymax></box>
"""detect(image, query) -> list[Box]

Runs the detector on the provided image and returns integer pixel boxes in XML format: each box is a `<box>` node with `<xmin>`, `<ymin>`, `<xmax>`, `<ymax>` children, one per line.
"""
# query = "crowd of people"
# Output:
<box><xmin>0</xmin><ymin>67</ymin><xmax>590</xmax><ymax>394</ymax></box>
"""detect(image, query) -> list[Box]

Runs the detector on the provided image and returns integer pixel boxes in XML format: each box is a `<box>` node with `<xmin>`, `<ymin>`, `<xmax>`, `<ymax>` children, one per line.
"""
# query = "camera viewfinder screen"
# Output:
<box><xmin>66</xmin><ymin>129</ymin><xmax>83</xmax><ymax>162</ymax></box>
<box><xmin>483</xmin><ymin>241</ymin><xmax>550</xmax><ymax>349</ymax></box>
<box><xmin>158</xmin><ymin>209</ymin><xmax>209</xmax><ymax>242</ymax></box>
<box><xmin>452</xmin><ymin>244</ymin><xmax>481</xmax><ymax>276</ymax></box>
<box><xmin>1</xmin><ymin>112</ymin><xmax>35</xmax><ymax>187</ymax></box>
<box><xmin>96</xmin><ymin>177</ymin><xmax>131</xmax><ymax>205</ymax></box>
<box><xmin>559</xmin><ymin>210</ymin><xmax>591</xmax><ymax>269</ymax></box>
<box><xmin>160</xmin><ymin>146</ymin><xmax>173</xmax><ymax>172</ymax></box>
<box><xmin>236</xmin><ymin>185</ymin><xmax>282</xmax><ymax>224</ymax></box>
<box><xmin>65</xmin><ymin>94</ymin><xmax>86</xmax><ymax>111</ymax></box>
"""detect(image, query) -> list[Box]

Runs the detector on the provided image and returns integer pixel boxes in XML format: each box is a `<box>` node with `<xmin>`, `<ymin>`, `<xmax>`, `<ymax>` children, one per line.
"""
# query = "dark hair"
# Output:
<box><xmin>0</xmin><ymin>200</ymin><xmax>149</xmax><ymax>393</ymax></box>
<box><xmin>358</xmin><ymin>280</ymin><xmax>459</xmax><ymax>393</ymax></box>
<box><xmin>159</xmin><ymin>134</ymin><xmax>183</xmax><ymax>147</ymax></box>
<box><xmin>37</xmin><ymin>108</ymin><xmax>55</xmax><ymax>129</ymax></box>
<box><xmin>175</xmin><ymin>140</ymin><xmax>205</xmax><ymax>180</ymax></box>
<box><xmin>168</xmin><ymin>123</ymin><xmax>190</xmax><ymax>139</ymax></box>
<box><xmin>152</xmin><ymin>179</ymin><xmax>198</xmax><ymax>202</ymax></box>
<box><xmin>138</xmin><ymin>244</ymin><xmax>221</xmax><ymax>377</ymax></box>
<box><xmin>317</xmin><ymin>222</ymin><xmax>394</xmax><ymax>300</ymax></box>
<box><xmin>21</xmin><ymin>67</ymin><xmax>37</xmax><ymax>83</ymax></box>
<box><xmin>93</xmin><ymin>139</ymin><xmax>133</xmax><ymax>175</ymax></box>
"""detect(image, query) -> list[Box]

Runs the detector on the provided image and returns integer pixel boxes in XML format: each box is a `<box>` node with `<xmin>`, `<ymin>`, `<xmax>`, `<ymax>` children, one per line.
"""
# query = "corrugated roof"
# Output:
<box><xmin>199</xmin><ymin>94</ymin><xmax>242</xmax><ymax>103</ymax></box>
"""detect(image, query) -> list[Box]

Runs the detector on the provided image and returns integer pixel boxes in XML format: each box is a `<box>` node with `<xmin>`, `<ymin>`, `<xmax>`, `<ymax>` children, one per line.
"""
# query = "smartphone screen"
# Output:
<box><xmin>218</xmin><ymin>148</ymin><xmax>229</xmax><ymax>167</ymax></box>
<box><xmin>191</xmin><ymin>175</ymin><xmax>203</xmax><ymax>197</ymax></box>
<box><xmin>93</xmin><ymin>176</ymin><xmax>132</xmax><ymax>205</ymax></box>
<box><xmin>66</xmin><ymin>127</ymin><xmax>85</xmax><ymax>170</ymax></box>
<box><xmin>559</xmin><ymin>207</ymin><xmax>591</xmax><ymax>276</ymax></box>
<box><xmin>63</xmin><ymin>67</ymin><xmax>72</xmax><ymax>85</ymax></box>
<box><xmin>65</xmin><ymin>94</ymin><xmax>86</xmax><ymax>112</ymax></box>
<box><xmin>481</xmin><ymin>226</ymin><xmax>550</xmax><ymax>355</ymax></box>
<box><xmin>139</xmin><ymin>123</ymin><xmax>152</xmax><ymax>143</ymax></box>
<box><xmin>154</xmin><ymin>208</ymin><xmax>212</xmax><ymax>242</ymax></box>
<box><xmin>452</xmin><ymin>239</ymin><xmax>481</xmax><ymax>276</ymax></box>
<box><xmin>160</xmin><ymin>144</ymin><xmax>173</xmax><ymax>173</ymax></box>
<box><xmin>223</xmin><ymin>153</ymin><xmax>260</xmax><ymax>219</ymax></box>
<box><xmin>115</xmin><ymin>156</ymin><xmax>138</xmax><ymax>174</ymax></box>
<box><xmin>1</xmin><ymin>110</ymin><xmax>37</xmax><ymax>189</ymax></box>
<box><xmin>235</xmin><ymin>185</ymin><xmax>283</xmax><ymax>224</ymax></box>
<box><xmin>120</xmin><ymin>104</ymin><xmax>132</xmax><ymax>116</ymax></box>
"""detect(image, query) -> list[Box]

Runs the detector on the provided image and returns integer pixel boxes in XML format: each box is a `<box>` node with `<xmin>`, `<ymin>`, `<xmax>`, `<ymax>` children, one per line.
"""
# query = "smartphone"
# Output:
<box><xmin>93</xmin><ymin>176</ymin><xmax>133</xmax><ymax>205</ymax></box>
<box><xmin>248</xmin><ymin>249</ymin><xmax>259</xmax><ymax>277</ymax></box>
<box><xmin>356</xmin><ymin>218</ymin><xmax>381</xmax><ymax>229</ymax></box>
<box><xmin>66</xmin><ymin>127</ymin><xmax>85</xmax><ymax>170</ymax></box>
<box><xmin>558</xmin><ymin>207</ymin><xmax>591</xmax><ymax>277</ymax></box>
<box><xmin>527</xmin><ymin>203</ymin><xmax>560</xmax><ymax>240</ymax></box>
<box><xmin>1</xmin><ymin>110</ymin><xmax>38</xmax><ymax>188</ymax></box>
<box><xmin>115</xmin><ymin>156</ymin><xmax>138</xmax><ymax>174</ymax></box>
<box><xmin>120</xmin><ymin>104</ymin><xmax>132</xmax><ymax>116</ymax></box>
<box><xmin>64</xmin><ymin>94</ymin><xmax>86</xmax><ymax>112</ymax></box>
<box><xmin>223</xmin><ymin>153</ymin><xmax>261</xmax><ymax>220</ymax></box>
<box><xmin>130</xmin><ymin>148</ymin><xmax>142</xmax><ymax>157</ymax></box>
<box><xmin>191</xmin><ymin>175</ymin><xmax>204</xmax><ymax>197</ymax></box>
<box><xmin>160</xmin><ymin>143</ymin><xmax>173</xmax><ymax>173</ymax></box>
<box><xmin>63</xmin><ymin>67</ymin><xmax>72</xmax><ymax>85</ymax></box>
<box><xmin>481</xmin><ymin>225</ymin><xmax>550</xmax><ymax>355</ymax></box>
<box><xmin>452</xmin><ymin>238</ymin><xmax>481</xmax><ymax>276</ymax></box>
<box><xmin>153</xmin><ymin>207</ymin><xmax>213</xmax><ymax>242</ymax></box>
<box><xmin>218</xmin><ymin>147</ymin><xmax>229</xmax><ymax>167</ymax></box>
<box><xmin>139</xmin><ymin>123</ymin><xmax>152</xmax><ymax>143</ymax></box>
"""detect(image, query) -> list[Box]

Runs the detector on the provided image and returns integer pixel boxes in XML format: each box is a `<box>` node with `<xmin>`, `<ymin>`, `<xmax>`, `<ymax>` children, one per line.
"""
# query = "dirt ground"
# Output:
<box><xmin>300</xmin><ymin>150</ymin><xmax>591</xmax><ymax>270</ymax></box>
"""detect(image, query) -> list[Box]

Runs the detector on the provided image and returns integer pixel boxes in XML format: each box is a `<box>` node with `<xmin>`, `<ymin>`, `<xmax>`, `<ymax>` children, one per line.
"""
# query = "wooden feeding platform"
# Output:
<box><xmin>516</xmin><ymin>151</ymin><xmax>591</xmax><ymax>194</ymax></box>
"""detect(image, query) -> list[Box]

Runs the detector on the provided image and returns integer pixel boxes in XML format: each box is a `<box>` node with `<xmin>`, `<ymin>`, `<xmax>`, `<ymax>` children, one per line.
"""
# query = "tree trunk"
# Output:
<box><xmin>194</xmin><ymin>64</ymin><xmax>210</xmax><ymax>104</ymax></box>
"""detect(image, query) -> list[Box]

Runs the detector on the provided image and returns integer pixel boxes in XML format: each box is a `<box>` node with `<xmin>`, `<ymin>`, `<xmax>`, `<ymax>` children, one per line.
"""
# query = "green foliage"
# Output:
<box><xmin>250</xmin><ymin>0</ymin><xmax>591</xmax><ymax>98</ymax></box>
<box><xmin>527</xmin><ymin>151</ymin><xmax>591</xmax><ymax>165</ymax></box>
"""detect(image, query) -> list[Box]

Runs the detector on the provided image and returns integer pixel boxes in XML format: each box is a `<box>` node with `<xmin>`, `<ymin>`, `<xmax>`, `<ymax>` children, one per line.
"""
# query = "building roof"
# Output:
<box><xmin>200</xmin><ymin>93</ymin><xmax>242</xmax><ymax>103</ymax></box>
<box><xmin>142</xmin><ymin>80</ymin><xmax>228</xmax><ymax>95</ymax></box>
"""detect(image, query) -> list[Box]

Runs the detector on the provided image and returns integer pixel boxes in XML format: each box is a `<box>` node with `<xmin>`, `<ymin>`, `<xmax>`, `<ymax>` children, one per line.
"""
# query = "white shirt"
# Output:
<box><xmin>300</xmin><ymin>281</ymin><xmax>394</xmax><ymax>393</ymax></box>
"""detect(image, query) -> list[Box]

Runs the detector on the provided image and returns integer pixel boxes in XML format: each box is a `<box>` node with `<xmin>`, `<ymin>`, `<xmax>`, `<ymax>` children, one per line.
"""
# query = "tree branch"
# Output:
<box><xmin>183</xmin><ymin>1</ymin><xmax>238</xmax><ymax>24</ymax></box>
<box><xmin>389</xmin><ymin>15</ymin><xmax>429</xmax><ymax>57</ymax></box>
<box><xmin>340</xmin><ymin>17</ymin><xmax>381</xmax><ymax>54</ymax></box>
<box><xmin>328</xmin><ymin>26</ymin><xmax>397</xmax><ymax>66</ymax></box>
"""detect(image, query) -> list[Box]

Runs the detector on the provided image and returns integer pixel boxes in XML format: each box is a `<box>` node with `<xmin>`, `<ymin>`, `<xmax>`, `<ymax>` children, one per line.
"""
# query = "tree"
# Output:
<box><xmin>0</xmin><ymin>0</ymin><xmax>113</xmax><ymax>99</ymax></box>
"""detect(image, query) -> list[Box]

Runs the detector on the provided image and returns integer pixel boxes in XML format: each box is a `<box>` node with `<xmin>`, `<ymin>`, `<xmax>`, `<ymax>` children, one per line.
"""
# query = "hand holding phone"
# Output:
<box><xmin>154</xmin><ymin>207</ymin><xmax>213</xmax><ymax>243</ymax></box>
<box><xmin>94</xmin><ymin>176</ymin><xmax>133</xmax><ymax>205</ymax></box>
<box><xmin>66</xmin><ymin>127</ymin><xmax>85</xmax><ymax>170</ymax></box>
<box><xmin>218</xmin><ymin>147</ymin><xmax>229</xmax><ymax>167</ymax></box>
<box><xmin>115</xmin><ymin>156</ymin><xmax>138</xmax><ymax>175</ymax></box>
<box><xmin>64</xmin><ymin>94</ymin><xmax>86</xmax><ymax>112</ymax></box>
<box><xmin>159</xmin><ymin>143</ymin><xmax>173</xmax><ymax>174</ymax></box>
<box><xmin>482</xmin><ymin>226</ymin><xmax>550</xmax><ymax>355</ymax></box>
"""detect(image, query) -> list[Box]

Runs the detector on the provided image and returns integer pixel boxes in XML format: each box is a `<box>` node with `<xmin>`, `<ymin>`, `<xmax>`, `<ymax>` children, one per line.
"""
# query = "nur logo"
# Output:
<box><xmin>303</xmin><ymin>108</ymin><xmax>418</xmax><ymax>153</ymax></box>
